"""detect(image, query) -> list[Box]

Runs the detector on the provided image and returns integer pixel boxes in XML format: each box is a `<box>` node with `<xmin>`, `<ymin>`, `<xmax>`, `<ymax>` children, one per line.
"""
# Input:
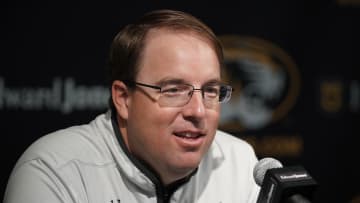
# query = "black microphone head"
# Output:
<box><xmin>253</xmin><ymin>157</ymin><xmax>283</xmax><ymax>186</ymax></box>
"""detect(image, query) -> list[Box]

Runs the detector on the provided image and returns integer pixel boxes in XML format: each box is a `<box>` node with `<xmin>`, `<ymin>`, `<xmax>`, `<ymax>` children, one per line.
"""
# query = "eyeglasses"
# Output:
<box><xmin>129</xmin><ymin>81</ymin><xmax>233</xmax><ymax>108</ymax></box>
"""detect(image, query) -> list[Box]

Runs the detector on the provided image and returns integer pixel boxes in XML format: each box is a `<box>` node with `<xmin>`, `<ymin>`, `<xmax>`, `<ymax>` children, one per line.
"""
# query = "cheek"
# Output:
<box><xmin>208</xmin><ymin>106</ymin><xmax>220</xmax><ymax>127</ymax></box>
<box><xmin>126</xmin><ymin>97</ymin><xmax>179</xmax><ymax>154</ymax></box>
<box><xmin>128</xmin><ymin>95</ymin><xmax>179</xmax><ymax>132</ymax></box>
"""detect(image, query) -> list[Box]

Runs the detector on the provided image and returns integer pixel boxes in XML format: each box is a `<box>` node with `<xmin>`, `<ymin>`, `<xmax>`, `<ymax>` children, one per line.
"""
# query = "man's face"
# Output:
<box><xmin>124</xmin><ymin>29</ymin><xmax>220</xmax><ymax>184</ymax></box>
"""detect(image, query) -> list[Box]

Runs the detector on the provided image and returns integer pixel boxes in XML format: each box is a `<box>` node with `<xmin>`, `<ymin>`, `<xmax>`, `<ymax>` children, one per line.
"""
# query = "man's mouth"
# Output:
<box><xmin>174</xmin><ymin>132</ymin><xmax>204</xmax><ymax>139</ymax></box>
<box><xmin>173</xmin><ymin>130</ymin><xmax>207</xmax><ymax>149</ymax></box>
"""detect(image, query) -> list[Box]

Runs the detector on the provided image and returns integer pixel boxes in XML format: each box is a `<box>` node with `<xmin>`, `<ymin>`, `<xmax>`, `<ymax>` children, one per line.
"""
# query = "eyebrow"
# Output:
<box><xmin>156</xmin><ymin>78</ymin><xmax>187</xmax><ymax>86</ymax></box>
<box><xmin>203</xmin><ymin>79</ymin><xmax>222</xmax><ymax>86</ymax></box>
<box><xmin>156</xmin><ymin>77</ymin><xmax>222</xmax><ymax>86</ymax></box>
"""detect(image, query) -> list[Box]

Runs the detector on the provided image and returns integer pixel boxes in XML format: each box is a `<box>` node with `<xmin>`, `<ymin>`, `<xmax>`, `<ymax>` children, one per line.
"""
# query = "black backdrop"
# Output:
<box><xmin>1</xmin><ymin>1</ymin><xmax>359</xmax><ymax>202</ymax></box>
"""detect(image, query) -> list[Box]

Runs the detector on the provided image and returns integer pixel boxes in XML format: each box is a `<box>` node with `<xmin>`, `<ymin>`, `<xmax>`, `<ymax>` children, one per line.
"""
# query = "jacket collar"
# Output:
<box><xmin>108</xmin><ymin>107</ymin><xmax>198</xmax><ymax>198</ymax></box>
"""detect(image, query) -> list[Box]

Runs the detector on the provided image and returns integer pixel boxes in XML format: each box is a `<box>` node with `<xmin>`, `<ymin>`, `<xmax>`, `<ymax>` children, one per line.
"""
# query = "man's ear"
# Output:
<box><xmin>111</xmin><ymin>80</ymin><xmax>131</xmax><ymax>120</ymax></box>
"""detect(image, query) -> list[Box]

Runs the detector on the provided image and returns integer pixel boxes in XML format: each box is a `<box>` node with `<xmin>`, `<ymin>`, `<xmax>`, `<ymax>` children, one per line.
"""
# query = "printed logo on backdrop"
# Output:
<box><xmin>218</xmin><ymin>35</ymin><xmax>301</xmax><ymax>132</ymax></box>
<box><xmin>318</xmin><ymin>78</ymin><xmax>359</xmax><ymax>114</ymax></box>
<box><xmin>0</xmin><ymin>77</ymin><xmax>109</xmax><ymax>114</ymax></box>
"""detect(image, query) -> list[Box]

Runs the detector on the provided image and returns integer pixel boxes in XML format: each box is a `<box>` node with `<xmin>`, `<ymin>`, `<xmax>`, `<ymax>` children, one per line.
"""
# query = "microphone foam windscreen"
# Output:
<box><xmin>253</xmin><ymin>157</ymin><xmax>283</xmax><ymax>186</ymax></box>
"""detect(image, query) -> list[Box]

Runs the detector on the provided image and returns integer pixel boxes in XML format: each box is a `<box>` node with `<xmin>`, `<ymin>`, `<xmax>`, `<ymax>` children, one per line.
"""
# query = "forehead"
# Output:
<box><xmin>145</xmin><ymin>28</ymin><xmax>216</xmax><ymax>52</ymax></box>
<box><xmin>136</xmin><ymin>29</ymin><xmax>221</xmax><ymax>83</ymax></box>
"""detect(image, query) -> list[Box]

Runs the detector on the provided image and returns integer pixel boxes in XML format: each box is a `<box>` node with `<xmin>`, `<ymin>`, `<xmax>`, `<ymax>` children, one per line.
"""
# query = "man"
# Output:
<box><xmin>4</xmin><ymin>9</ymin><xmax>260</xmax><ymax>203</ymax></box>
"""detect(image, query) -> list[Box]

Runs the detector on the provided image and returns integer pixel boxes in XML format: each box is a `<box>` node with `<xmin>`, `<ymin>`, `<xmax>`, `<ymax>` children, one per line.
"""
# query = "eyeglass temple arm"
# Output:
<box><xmin>134</xmin><ymin>82</ymin><xmax>162</xmax><ymax>90</ymax></box>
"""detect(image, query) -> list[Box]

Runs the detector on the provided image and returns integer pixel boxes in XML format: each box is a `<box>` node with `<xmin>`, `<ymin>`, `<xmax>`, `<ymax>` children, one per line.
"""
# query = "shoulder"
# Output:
<box><xmin>196</xmin><ymin>130</ymin><xmax>260</xmax><ymax>201</ymax></box>
<box><xmin>214</xmin><ymin>130</ymin><xmax>256</xmax><ymax>155</ymax></box>
<box><xmin>211</xmin><ymin>130</ymin><xmax>259</xmax><ymax>171</ymax></box>
<box><xmin>203</xmin><ymin>130</ymin><xmax>259</xmax><ymax>169</ymax></box>
<box><xmin>14</xmin><ymin>112</ymin><xmax>113</xmax><ymax>170</ymax></box>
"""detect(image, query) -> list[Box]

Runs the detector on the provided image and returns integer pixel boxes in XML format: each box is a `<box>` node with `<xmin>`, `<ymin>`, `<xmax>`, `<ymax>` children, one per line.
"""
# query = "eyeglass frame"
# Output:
<box><xmin>124</xmin><ymin>80</ymin><xmax>233</xmax><ymax>108</ymax></box>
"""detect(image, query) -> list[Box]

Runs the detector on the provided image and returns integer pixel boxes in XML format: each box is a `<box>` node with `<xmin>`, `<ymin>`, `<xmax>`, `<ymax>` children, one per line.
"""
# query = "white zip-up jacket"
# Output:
<box><xmin>4</xmin><ymin>110</ymin><xmax>260</xmax><ymax>203</ymax></box>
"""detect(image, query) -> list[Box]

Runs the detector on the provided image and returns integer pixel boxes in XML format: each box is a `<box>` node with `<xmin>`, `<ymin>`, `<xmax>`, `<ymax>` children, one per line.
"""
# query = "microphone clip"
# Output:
<box><xmin>256</xmin><ymin>166</ymin><xmax>318</xmax><ymax>203</ymax></box>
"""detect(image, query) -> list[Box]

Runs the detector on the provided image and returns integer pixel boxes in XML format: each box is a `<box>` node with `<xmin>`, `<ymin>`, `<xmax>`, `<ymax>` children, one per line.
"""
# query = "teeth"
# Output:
<box><xmin>184</xmin><ymin>133</ymin><xmax>193</xmax><ymax>138</ymax></box>
<box><xmin>176</xmin><ymin>132</ymin><xmax>198</xmax><ymax>138</ymax></box>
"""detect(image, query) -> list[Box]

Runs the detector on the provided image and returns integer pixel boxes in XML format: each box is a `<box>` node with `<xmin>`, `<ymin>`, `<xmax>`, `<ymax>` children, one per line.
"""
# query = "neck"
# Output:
<box><xmin>116</xmin><ymin>114</ymin><xmax>196</xmax><ymax>186</ymax></box>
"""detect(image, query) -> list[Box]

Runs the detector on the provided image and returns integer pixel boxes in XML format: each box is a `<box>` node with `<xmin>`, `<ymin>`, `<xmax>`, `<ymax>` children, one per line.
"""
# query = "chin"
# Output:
<box><xmin>173</xmin><ymin>152</ymin><xmax>202</xmax><ymax>170</ymax></box>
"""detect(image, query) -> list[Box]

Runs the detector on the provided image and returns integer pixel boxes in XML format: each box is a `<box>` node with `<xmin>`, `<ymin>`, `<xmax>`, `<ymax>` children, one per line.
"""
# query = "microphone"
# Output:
<box><xmin>253</xmin><ymin>157</ymin><xmax>318</xmax><ymax>203</ymax></box>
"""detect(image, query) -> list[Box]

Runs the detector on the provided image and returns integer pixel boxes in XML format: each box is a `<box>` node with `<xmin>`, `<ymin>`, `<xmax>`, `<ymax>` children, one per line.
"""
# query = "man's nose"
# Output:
<box><xmin>182</xmin><ymin>90</ymin><xmax>206</xmax><ymax>119</ymax></box>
